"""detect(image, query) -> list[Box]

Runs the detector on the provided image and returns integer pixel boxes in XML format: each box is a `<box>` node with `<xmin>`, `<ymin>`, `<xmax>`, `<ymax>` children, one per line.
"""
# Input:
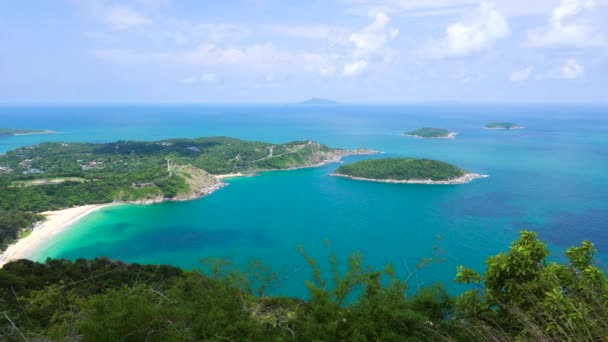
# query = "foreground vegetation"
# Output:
<box><xmin>404</xmin><ymin>128</ymin><xmax>452</xmax><ymax>138</ymax></box>
<box><xmin>0</xmin><ymin>137</ymin><xmax>359</xmax><ymax>249</ymax></box>
<box><xmin>334</xmin><ymin>158</ymin><xmax>466</xmax><ymax>182</ymax></box>
<box><xmin>0</xmin><ymin>231</ymin><xmax>606</xmax><ymax>341</ymax></box>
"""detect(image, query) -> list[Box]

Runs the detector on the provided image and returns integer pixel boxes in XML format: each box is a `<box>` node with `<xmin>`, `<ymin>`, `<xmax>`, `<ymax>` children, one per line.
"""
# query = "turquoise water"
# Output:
<box><xmin>1</xmin><ymin>104</ymin><xmax>607</xmax><ymax>297</ymax></box>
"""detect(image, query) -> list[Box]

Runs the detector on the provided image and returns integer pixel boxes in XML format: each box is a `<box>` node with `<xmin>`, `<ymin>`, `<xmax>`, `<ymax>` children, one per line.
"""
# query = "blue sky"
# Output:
<box><xmin>1</xmin><ymin>0</ymin><xmax>607</xmax><ymax>103</ymax></box>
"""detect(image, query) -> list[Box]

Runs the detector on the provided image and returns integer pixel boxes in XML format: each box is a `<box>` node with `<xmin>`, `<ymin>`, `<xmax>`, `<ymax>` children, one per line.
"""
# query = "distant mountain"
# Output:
<box><xmin>298</xmin><ymin>98</ymin><xmax>339</xmax><ymax>106</ymax></box>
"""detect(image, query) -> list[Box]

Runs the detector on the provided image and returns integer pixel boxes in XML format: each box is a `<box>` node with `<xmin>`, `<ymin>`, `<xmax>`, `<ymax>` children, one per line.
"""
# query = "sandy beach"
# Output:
<box><xmin>0</xmin><ymin>204</ymin><xmax>113</xmax><ymax>267</ymax></box>
<box><xmin>12</xmin><ymin>130</ymin><xmax>60</xmax><ymax>136</ymax></box>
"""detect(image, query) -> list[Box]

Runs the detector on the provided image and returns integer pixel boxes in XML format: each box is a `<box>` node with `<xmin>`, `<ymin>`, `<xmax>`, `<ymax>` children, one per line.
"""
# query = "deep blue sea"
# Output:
<box><xmin>1</xmin><ymin>104</ymin><xmax>607</xmax><ymax>297</ymax></box>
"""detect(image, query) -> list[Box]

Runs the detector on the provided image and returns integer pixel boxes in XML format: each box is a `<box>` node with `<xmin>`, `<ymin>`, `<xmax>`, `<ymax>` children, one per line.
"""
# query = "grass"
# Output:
<box><xmin>19</xmin><ymin>229</ymin><xmax>32</xmax><ymax>239</ymax></box>
<box><xmin>11</xmin><ymin>177</ymin><xmax>88</xmax><ymax>187</ymax></box>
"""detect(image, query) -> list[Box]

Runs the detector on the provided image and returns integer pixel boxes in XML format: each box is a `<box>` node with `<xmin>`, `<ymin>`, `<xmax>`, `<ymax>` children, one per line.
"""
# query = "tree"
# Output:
<box><xmin>454</xmin><ymin>230</ymin><xmax>608</xmax><ymax>340</ymax></box>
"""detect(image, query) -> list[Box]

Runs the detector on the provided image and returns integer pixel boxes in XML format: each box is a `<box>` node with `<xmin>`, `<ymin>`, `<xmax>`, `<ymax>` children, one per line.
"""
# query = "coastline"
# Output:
<box><xmin>127</xmin><ymin>182</ymin><xmax>227</xmax><ymax>205</ymax></box>
<box><xmin>12</xmin><ymin>130</ymin><xmax>60</xmax><ymax>136</ymax></box>
<box><xmin>0</xmin><ymin>149</ymin><xmax>377</xmax><ymax>267</ymax></box>
<box><xmin>331</xmin><ymin>172</ymin><xmax>488</xmax><ymax>185</ymax></box>
<box><xmin>216</xmin><ymin>173</ymin><xmax>245</xmax><ymax>179</ymax></box>
<box><xmin>0</xmin><ymin>204</ymin><xmax>115</xmax><ymax>267</ymax></box>
<box><xmin>403</xmin><ymin>132</ymin><xmax>457</xmax><ymax>139</ymax></box>
<box><xmin>251</xmin><ymin>149</ymin><xmax>380</xmax><ymax>173</ymax></box>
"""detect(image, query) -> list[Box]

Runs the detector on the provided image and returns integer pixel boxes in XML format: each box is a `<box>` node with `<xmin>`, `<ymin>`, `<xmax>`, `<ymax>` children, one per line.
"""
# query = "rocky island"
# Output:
<box><xmin>403</xmin><ymin>127</ymin><xmax>456</xmax><ymax>139</ymax></box>
<box><xmin>333</xmin><ymin>158</ymin><xmax>487</xmax><ymax>184</ymax></box>
<box><xmin>484</xmin><ymin>122</ymin><xmax>523</xmax><ymax>130</ymax></box>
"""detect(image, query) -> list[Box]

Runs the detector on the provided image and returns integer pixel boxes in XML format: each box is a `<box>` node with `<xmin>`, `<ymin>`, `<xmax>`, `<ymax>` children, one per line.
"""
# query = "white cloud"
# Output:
<box><xmin>343</xmin><ymin>60</ymin><xmax>369</xmax><ymax>76</ymax></box>
<box><xmin>334</xmin><ymin>11</ymin><xmax>398</xmax><ymax>76</ymax></box>
<box><xmin>172</xmin><ymin>22</ymin><xmax>251</xmax><ymax>44</ymax></box>
<box><xmin>455</xmin><ymin>67</ymin><xmax>475</xmax><ymax>83</ymax></box>
<box><xmin>349</xmin><ymin>12</ymin><xmax>398</xmax><ymax>54</ymax></box>
<box><xmin>560</xmin><ymin>58</ymin><xmax>584</xmax><ymax>78</ymax></box>
<box><xmin>346</xmin><ymin>0</ymin><xmax>561</xmax><ymax>17</ymax></box>
<box><xmin>200</xmin><ymin>73</ymin><xmax>217</xmax><ymax>83</ymax></box>
<box><xmin>508</xmin><ymin>65</ymin><xmax>534</xmax><ymax>81</ymax></box>
<box><xmin>181</xmin><ymin>75</ymin><xmax>198</xmax><ymax>84</ymax></box>
<box><xmin>94</xmin><ymin>44</ymin><xmax>334</xmax><ymax>79</ymax></box>
<box><xmin>422</xmin><ymin>3</ymin><xmax>510</xmax><ymax>59</ymax></box>
<box><xmin>103</xmin><ymin>6</ymin><xmax>150</xmax><ymax>30</ymax></box>
<box><xmin>268</xmin><ymin>25</ymin><xmax>345</xmax><ymax>39</ymax></box>
<box><xmin>90</xmin><ymin>7</ymin><xmax>399</xmax><ymax>79</ymax></box>
<box><xmin>526</xmin><ymin>0</ymin><xmax>606</xmax><ymax>48</ymax></box>
<box><xmin>182</xmin><ymin>72</ymin><xmax>217</xmax><ymax>84</ymax></box>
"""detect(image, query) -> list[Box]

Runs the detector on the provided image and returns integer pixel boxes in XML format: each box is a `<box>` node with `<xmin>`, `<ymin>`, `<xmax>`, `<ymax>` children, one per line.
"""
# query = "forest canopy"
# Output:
<box><xmin>335</xmin><ymin>158</ymin><xmax>466</xmax><ymax>181</ymax></box>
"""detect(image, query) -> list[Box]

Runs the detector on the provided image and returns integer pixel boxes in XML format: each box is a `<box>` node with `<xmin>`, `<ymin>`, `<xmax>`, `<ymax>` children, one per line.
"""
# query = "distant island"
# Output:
<box><xmin>0</xmin><ymin>136</ymin><xmax>375</xmax><ymax>254</ymax></box>
<box><xmin>298</xmin><ymin>98</ymin><xmax>338</xmax><ymax>106</ymax></box>
<box><xmin>403</xmin><ymin>127</ymin><xmax>456</xmax><ymax>139</ymax></box>
<box><xmin>333</xmin><ymin>158</ymin><xmax>487</xmax><ymax>184</ymax></box>
<box><xmin>484</xmin><ymin>122</ymin><xmax>523</xmax><ymax>130</ymax></box>
<box><xmin>0</xmin><ymin>128</ymin><xmax>55</xmax><ymax>136</ymax></box>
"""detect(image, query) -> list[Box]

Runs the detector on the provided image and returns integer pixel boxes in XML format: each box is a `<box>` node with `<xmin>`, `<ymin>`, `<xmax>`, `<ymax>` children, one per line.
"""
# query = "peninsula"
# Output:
<box><xmin>0</xmin><ymin>128</ymin><xmax>55</xmax><ymax>136</ymax></box>
<box><xmin>333</xmin><ymin>158</ymin><xmax>486</xmax><ymax>184</ymax></box>
<box><xmin>0</xmin><ymin>136</ymin><xmax>375</xmax><ymax>256</ymax></box>
<box><xmin>403</xmin><ymin>127</ymin><xmax>456</xmax><ymax>139</ymax></box>
<box><xmin>484</xmin><ymin>122</ymin><xmax>523</xmax><ymax>130</ymax></box>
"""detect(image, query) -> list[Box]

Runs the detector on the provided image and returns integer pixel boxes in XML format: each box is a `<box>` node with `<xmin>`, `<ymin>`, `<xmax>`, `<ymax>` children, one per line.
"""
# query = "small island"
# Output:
<box><xmin>0</xmin><ymin>128</ymin><xmax>55</xmax><ymax>136</ymax></box>
<box><xmin>333</xmin><ymin>158</ymin><xmax>487</xmax><ymax>184</ymax></box>
<box><xmin>298</xmin><ymin>98</ymin><xmax>338</xmax><ymax>106</ymax></box>
<box><xmin>484</xmin><ymin>122</ymin><xmax>523</xmax><ymax>130</ymax></box>
<box><xmin>403</xmin><ymin>127</ymin><xmax>456</xmax><ymax>139</ymax></box>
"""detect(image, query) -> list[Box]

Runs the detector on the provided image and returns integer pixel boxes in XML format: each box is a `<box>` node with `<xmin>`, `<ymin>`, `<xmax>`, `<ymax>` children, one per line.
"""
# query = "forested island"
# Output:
<box><xmin>0</xmin><ymin>137</ymin><xmax>373</xmax><ymax>250</ymax></box>
<box><xmin>403</xmin><ymin>127</ymin><xmax>456</xmax><ymax>139</ymax></box>
<box><xmin>333</xmin><ymin>158</ymin><xmax>486</xmax><ymax>184</ymax></box>
<box><xmin>484</xmin><ymin>122</ymin><xmax>523</xmax><ymax>130</ymax></box>
<box><xmin>0</xmin><ymin>128</ymin><xmax>54</xmax><ymax>136</ymax></box>
<box><xmin>1</xmin><ymin>231</ymin><xmax>607</xmax><ymax>341</ymax></box>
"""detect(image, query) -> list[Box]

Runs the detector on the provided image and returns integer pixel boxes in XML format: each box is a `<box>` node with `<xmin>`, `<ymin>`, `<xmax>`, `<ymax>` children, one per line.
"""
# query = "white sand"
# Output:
<box><xmin>0</xmin><ymin>204</ymin><xmax>113</xmax><ymax>267</ymax></box>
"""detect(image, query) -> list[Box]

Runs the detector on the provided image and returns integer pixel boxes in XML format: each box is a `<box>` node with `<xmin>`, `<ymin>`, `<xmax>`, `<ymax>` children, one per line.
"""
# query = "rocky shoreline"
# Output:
<box><xmin>331</xmin><ymin>172</ymin><xmax>488</xmax><ymax>185</ymax></box>
<box><xmin>403</xmin><ymin>132</ymin><xmax>457</xmax><ymax>139</ymax></box>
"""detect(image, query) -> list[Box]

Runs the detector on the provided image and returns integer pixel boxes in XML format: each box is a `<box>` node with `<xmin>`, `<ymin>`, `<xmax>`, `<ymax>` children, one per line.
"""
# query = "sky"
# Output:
<box><xmin>0</xmin><ymin>0</ymin><xmax>607</xmax><ymax>103</ymax></box>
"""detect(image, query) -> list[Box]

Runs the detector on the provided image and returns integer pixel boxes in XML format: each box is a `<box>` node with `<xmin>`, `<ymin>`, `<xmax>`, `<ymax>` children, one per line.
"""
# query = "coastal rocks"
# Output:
<box><xmin>129</xmin><ymin>166</ymin><xmax>226</xmax><ymax>204</ymax></box>
<box><xmin>332</xmin><ymin>173</ymin><xmax>488</xmax><ymax>185</ymax></box>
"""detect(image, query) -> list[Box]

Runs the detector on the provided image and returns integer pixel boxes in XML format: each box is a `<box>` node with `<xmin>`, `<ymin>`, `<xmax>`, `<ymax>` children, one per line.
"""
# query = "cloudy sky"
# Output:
<box><xmin>1</xmin><ymin>0</ymin><xmax>607</xmax><ymax>103</ymax></box>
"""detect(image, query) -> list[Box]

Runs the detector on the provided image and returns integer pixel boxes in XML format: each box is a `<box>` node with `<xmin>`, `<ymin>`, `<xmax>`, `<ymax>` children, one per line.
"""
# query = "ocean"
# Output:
<box><xmin>1</xmin><ymin>103</ymin><xmax>607</xmax><ymax>297</ymax></box>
